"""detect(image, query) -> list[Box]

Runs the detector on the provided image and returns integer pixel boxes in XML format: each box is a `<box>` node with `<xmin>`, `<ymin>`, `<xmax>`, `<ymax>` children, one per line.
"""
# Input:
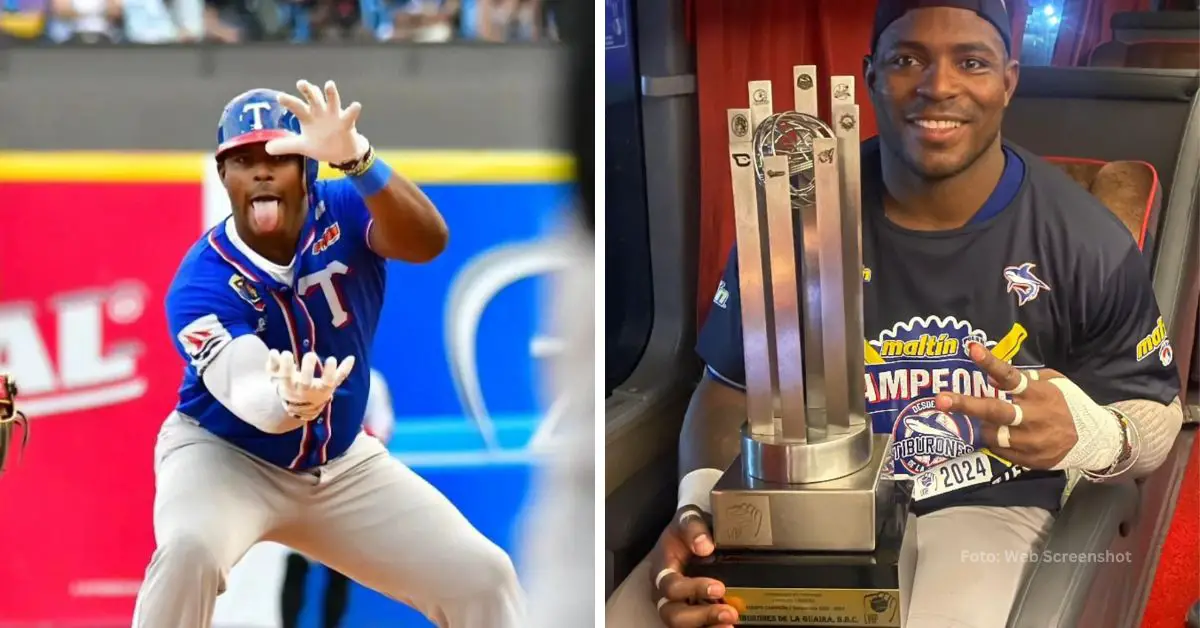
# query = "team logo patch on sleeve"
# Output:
<box><xmin>1003</xmin><ymin>262</ymin><xmax>1051</xmax><ymax>307</ymax></box>
<box><xmin>312</xmin><ymin>223</ymin><xmax>341</xmax><ymax>256</ymax></box>
<box><xmin>229</xmin><ymin>275</ymin><xmax>265</xmax><ymax>312</ymax></box>
<box><xmin>178</xmin><ymin>314</ymin><xmax>232</xmax><ymax>373</ymax></box>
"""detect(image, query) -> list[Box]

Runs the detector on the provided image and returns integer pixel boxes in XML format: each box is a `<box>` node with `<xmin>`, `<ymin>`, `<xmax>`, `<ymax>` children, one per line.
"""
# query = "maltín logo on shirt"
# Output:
<box><xmin>865</xmin><ymin>315</ymin><xmax>1025</xmax><ymax>365</ymax></box>
<box><xmin>1136</xmin><ymin>316</ymin><xmax>1172</xmax><ymax>367</ymax></box>
<box><xmin>863</xmin><ymin>315</ymin><xmax>1027</xmax><ymax>432</ymax></box>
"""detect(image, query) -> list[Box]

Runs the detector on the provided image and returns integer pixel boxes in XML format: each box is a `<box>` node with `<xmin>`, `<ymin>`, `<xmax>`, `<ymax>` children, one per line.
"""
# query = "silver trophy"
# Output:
<box><xmin>711</xmin><ymin>67</ymin><xmax>896</xmax><ymax>553</ymax></box>
<box><xmin>689</xmin><ymin>67</ymin><xmax>908</xmax><ymax>628</ymax></box>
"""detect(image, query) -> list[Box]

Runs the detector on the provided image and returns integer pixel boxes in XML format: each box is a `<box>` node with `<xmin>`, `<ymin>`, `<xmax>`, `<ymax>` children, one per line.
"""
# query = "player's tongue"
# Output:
<box><xmin>250</xmin><ymin>199</ymin><xmax>281</xmax><ymax>232</ymax></box>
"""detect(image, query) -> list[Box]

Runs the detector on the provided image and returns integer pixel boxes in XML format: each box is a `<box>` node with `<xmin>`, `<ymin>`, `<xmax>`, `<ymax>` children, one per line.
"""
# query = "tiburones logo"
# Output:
<box><xmin>890</xmin><ymin>398</ymin><xmax>978</xmax><ymax>476</ymax></box>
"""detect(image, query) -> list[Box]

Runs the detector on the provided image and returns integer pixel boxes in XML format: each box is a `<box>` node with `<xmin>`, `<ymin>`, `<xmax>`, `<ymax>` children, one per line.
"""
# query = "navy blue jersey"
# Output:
<box><xmin>698</xmin><ymin>138</ymin><xmax>1181</xmax><ymax>515</ymax></box>
<box><xmin>166</xmin><ymin>179</ymin><xmax>387</xmax><ymax>470</ymax></box>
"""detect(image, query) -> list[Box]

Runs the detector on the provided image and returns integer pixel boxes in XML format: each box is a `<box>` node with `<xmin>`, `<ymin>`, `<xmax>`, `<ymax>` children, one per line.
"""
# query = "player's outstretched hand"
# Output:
<box><xmin>265</xmin><ymin>79</ymin><xmax>370</xmax><ymax>165</ymax></box>
<box><xmin>266</xmin><ymin>349</ymin><xmax>356</xmax><ymax>422</ymax></box>
<box><xmin>649</xmin><ymin>507</ymin><xmax>739</xmax><ymax>628</ymax></box>
<box><xmin>935</xmin><ymin>342</ymin><xmax>1123</xmax><ymax>472</ymax></box>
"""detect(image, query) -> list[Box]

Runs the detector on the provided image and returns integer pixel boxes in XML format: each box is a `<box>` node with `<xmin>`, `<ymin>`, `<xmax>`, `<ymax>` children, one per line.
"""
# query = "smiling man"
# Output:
<box><xmin>605</xmin><ymin>1</ymin><xmax>1185</xmax><ymax>627</ymax></box>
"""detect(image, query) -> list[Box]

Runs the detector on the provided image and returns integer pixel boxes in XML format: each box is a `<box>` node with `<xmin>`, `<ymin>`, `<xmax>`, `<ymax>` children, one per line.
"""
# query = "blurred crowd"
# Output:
<box><xmin>0</xmin><ymin>0</ymin><xmax>564</xmax><ymax>44</ymax></box>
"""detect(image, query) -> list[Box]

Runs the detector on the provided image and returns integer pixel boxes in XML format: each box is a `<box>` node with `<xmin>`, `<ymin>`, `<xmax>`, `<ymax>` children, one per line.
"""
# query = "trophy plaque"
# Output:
<box><xmin>686</xmin><ymin>67</ymin><xmax>912</xmax><ymax>627</ymax></box>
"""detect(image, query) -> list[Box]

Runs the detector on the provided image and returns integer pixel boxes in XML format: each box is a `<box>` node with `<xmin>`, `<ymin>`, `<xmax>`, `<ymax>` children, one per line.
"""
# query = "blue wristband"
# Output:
<box><xmin>349</xmin><ymin>157</ymin><xmax>392</xmax><ymax>197</ymax></box>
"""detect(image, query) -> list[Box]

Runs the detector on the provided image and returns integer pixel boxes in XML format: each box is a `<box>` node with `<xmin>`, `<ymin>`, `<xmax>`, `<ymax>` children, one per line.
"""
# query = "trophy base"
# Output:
<box><xmin>743</xmin><ymin>417</ymin><xmax>874</xmax><ymax>484</ymax></box>
<box><xmin>711</xmin><ymin>434</ymin><xmax>895</xmax><ymax>551</ymax></box>
<box><xmin>685</xmin><ymin>502</ymin><xmax>910</xmax><ymax>627</ymax></box>
<box><xmin>688</xmin><ymin>434</ymin><xmax>911</xmax><ymax>627</ymax></box>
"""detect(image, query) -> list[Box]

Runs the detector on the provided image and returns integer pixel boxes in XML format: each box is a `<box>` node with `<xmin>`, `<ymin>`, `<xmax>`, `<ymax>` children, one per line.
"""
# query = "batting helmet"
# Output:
<box><xmin>216</xmin><ymin>89</ymin><xmax>320</xmax><ymax>196</ymax></box>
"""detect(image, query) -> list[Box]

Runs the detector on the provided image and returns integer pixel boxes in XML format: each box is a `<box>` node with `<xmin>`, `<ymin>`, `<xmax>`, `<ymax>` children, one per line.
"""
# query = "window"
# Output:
<box><xmin>1020</xmin><ymin>0</ymin><xmax>1068</xmax><ymax>66</ymax></box>
<box><xmin>604</xmin><ymin>0</ymin><xmax>654</xmax><ymax>397</ymax></box>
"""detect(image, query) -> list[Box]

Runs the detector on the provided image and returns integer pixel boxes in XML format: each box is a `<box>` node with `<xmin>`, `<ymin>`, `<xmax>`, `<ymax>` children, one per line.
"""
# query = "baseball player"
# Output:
<box><xmin>133</xmin><ymin>80</ymin><xmax>525</xmax><ymax>628</ymax></box>
<box><xmin>605</xmin><ymin>1</ymin><xmax>1184</xmax><ymax>627</ymax></box>
<box><xmin>280</xmin><ymin>368</ymin><xmax>395</xmax><ymax>628</ymax></box>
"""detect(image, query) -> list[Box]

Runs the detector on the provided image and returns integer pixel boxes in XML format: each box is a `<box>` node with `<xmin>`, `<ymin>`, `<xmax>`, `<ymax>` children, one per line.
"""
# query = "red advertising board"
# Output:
<box><xmin>0</xmin><ymin>181</ymin><xmax>202</xmax><ymax>624</ymax></box>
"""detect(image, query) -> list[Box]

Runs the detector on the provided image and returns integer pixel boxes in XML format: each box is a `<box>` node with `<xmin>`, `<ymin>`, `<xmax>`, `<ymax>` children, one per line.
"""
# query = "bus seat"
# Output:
<box><xmin>1112</xmin><ymin>10</ymin><xmax>1200</xmax><ymax>43</ymax></box>
<box><xmin>604</xmin><ymin>450</ymin><xmax>677</xmax><ymax>598</ymax></box>
<box><xmin>1008</xmin><ymin>157</ymin><xmax>1184</xmax><ymax>628</ymax></box>
<box><xmin>1044</xmin><ymin>157</ymin><xmax>1161</xmax><ymax>253</ymax></box>
<box><xmin>1088</xmin><ymin>40</ymin><xmax>1200</xmax><ymax>70</ymax></box>
<box><xmin>1125</xmin><ymin>41</ymin><xmax>1200</xmax><ymax>70</ymax></box>
<box><xmin>1003</xmin><ymin>66</ymin><xmax>1200</xmax><ymax>627</ymax></box>
<box><xmin>1088</xmin><ymin>41</ymin><xmax>1130</xmax><ymax>67</ymax></box>
<box><xmin>1003</xmin><ymin>66</ymin><xmax>1199</xmax><ymax>269</ymax></box>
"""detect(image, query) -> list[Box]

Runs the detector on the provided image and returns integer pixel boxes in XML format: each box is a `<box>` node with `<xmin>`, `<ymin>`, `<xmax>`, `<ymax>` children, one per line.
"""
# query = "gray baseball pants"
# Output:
<box><xmin>132</xmin><ymin>412</ymin><xmax>525</xmax><ymax>628</ymax></box>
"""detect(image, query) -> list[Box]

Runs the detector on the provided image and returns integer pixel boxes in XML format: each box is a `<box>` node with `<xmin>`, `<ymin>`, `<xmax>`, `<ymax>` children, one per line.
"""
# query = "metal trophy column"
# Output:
<box><xmin>709</xmin><ymin>67</ymin><xmax>896</xmax><ymax>553</ymax></box>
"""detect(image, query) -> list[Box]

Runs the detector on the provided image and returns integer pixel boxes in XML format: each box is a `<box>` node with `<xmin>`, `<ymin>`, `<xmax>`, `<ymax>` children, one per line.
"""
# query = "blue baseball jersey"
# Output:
<box><xmin>698</xmin><ymin>139</ymin><xmax>1180</xmax><ymax>515</ymax></box>
<box><xmin>165</xmin><ymin>179</ymin><xmax>386</xmax><ymax>470</ymax></box>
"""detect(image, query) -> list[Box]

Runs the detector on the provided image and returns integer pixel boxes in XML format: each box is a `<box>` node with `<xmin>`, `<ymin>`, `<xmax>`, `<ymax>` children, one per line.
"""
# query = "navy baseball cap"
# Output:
<box><xmin>870</xmin><ymin>0</ymin><xmax>1013</xmax><ymax>56</ymax></box>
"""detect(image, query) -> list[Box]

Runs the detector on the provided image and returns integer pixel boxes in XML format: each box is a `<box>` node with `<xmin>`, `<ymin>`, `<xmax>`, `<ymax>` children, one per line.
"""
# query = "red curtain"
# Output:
<box><xmin>692</xmin><ymin>0</ymin><xmax>878</xmax><ymax>328</ymax></box>
<box><xmin>691</xmin><ymin>0</ymin><xmax>1031</xmax><ymax>326</ymax></box>
<box><xmin>1051</xmin><ymin>0</ymin><xmax>1155</xmax><ymax>66</ymax></box>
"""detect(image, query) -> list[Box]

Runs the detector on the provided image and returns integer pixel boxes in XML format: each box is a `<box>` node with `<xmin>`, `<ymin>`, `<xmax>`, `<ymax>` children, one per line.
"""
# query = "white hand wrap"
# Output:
<box><xmin>677</xmin><ymin>468</ymin><xmax>724</xmax><ymax>514</ymax></box>
<box><xmin>1047</xmin><ymin>378</ymin><xmax>1124</xmax><ymax>472</ymax></box>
